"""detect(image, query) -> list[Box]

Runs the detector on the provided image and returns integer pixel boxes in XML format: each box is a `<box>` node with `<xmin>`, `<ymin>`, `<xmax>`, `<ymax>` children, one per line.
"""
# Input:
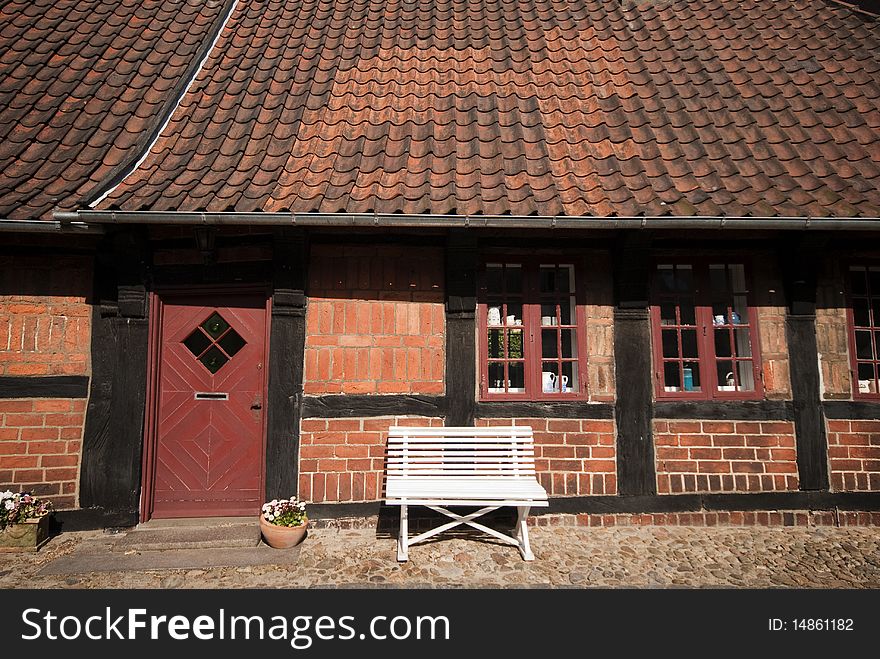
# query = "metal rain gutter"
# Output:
<box><xmin>0</xmin><ymin>218</ymin><xmax>102</xmax><ymax>233</ymax></box>
<box><xmin>53</xmin><ymin>210</ymin><xmax>880</xmax><ymax>231</ymax></box>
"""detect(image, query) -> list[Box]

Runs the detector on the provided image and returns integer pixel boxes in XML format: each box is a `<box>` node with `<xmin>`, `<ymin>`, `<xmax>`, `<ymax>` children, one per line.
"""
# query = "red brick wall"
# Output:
<box><xmin>476</xmin><ymin>418</ymin><xmax>617</xmax><ymax>496</ymax></box>
<box><xmin>654</xmin><ymin>420</ymin><xmax>799</xmax><ymax>493</ymax></box>
<box><xmin>299</xmin><ymin>416</ymin><xmax>444</xmax><ymax>502</ymax></box>
<box><xmin>827</xmin><ymin>420</ymin><xmax>880</xmax><ymax>491</ymax></box>
<box><xmin>0</xmin><ymin>398</ymin><xmax>85</xmax><ymax>509</ymax></box>
<box><xmin>304</xmin><ymin>245</ymin><xmax>444</xmax><ymax>395</ymax></box>
<box><xmin>0</xmin><ymin>256</ymin><xmax>91</xmax><ymax>376</ymax></box>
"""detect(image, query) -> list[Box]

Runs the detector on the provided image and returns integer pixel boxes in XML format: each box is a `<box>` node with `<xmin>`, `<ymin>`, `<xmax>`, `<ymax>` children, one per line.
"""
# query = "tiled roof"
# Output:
<box><xmin>0</xmin><ymin>0</ymin><xmax>230</xmax><ymax>221</ymax></box>
<box><xmin>101</xmin><ymin>0</ymin><xmax>880</xmax><ymax>218</ymax></box>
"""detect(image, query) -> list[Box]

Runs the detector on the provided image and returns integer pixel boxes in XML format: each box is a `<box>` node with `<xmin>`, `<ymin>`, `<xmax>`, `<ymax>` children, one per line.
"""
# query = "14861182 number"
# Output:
<box><xmin>792</xmin><ymin>619</ymin><xmax>854</xmax><ymax>631</ymax></box>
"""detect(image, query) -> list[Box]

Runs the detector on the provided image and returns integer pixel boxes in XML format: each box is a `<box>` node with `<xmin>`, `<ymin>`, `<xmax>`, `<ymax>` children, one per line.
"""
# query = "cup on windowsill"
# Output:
<box><xmin>541</xmin><ymin>316</ymin><xmax>556</xmax><ymax>326</ymax></box>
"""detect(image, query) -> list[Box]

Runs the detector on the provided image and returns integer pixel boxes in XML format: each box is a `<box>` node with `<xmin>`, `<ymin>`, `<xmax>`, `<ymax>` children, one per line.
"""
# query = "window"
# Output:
<box><xmin>651</xmin><ymin>261</ymin><xmax>762</xmax><ymax>399</ymax></box>
<box><xmin>479</xmin><ymin>260</ymin><xmax>587</xmax><ymax>400</ymax></box>
<box><xmin>847</xmin><ymin>265</ymin><xmax>880</xmax><ymax>399</ymax></box>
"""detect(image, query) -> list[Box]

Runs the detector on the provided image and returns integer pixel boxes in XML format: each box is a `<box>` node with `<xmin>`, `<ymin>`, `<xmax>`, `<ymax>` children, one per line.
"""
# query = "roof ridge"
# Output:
<box><xmin>82</xmin><ymin>0</ymin><xmax>240</xmax><ymax>209</ymax></box>
<box><xmin>824</xmin><ymin>0</ymin><xmax>880</xmax><ymax>19</ymax></box>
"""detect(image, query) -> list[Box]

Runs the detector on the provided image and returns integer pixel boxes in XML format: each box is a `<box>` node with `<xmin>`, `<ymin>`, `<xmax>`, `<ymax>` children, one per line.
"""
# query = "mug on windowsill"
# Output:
<box><xmin>487</xmin><ymin>306</ymin><xmax>501</xmax><ymax>325</ymax></box>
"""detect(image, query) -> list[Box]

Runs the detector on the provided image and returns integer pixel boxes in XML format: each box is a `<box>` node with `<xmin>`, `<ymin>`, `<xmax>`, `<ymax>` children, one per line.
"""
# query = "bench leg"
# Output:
<box><xmin>514</xmin><ymin>506</ymin><xmax>534</xmax><ymax>561</ymax></box>
<box><xmin>397</xmin><ymin>504</ymin><xmax>409</xmax><ymax>562</ymax></box>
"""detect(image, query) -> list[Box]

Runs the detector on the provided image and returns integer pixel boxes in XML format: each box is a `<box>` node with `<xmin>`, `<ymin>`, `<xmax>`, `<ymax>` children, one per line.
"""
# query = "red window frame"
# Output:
<box><xmin>478</xmin><ymin>258</ymin><xmax>588</xmax><ymax>401</ymax></box>
<box><xmin>845</xmin><ymin>264</ymin><xmax>880</xmax><ymax>400</ymax></box>
<box><xmin>650</xmin><ymin>260</ymin><xmax>764</xmax><ymax>400</ymax></box>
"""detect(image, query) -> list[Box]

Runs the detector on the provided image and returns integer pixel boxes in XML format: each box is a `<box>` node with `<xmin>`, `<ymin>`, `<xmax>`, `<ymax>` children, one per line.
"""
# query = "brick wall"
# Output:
<box><xmin>304</xmin><ymin>245</ymin><xmax>444</xmax><ymax>395</ymax></box>
<box><xmin>0</xmin><ymin>398</ymin><xmax>85</xmax><ymax>508</ymax></box>
<box><xmin>654</xmin><ymin>420</ymin><xmax>799</xmax><ymax>493</ymax></box>
<box><xmin>0</xmin><ymin>256</ymin><xmax>91</xmax><ymax>376</ymax></box>
<box><xmin>476</xmin><ymin>418</ymin><xmax>617</xmax><ymax>495</ymax></box>
<box><xmin>299</xmin><ymin>416</ymin><xmax>444</xmax><ymax>503</ymax></box>
<box><xmin>827</xmin><ymin>420</ymin><xmax>880</xmax><ymax>491</ymax></box>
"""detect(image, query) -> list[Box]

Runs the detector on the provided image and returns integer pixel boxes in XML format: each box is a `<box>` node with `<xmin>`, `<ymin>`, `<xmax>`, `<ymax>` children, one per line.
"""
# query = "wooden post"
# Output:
<box><xmin>265</xmin><ymin>228</ymin><xmax>308</xmax><ymax>500</ymax></box>
<box><xmin>79</xmin><ymin>228</ymin><xmax>150</xmax><ymax>524</ymax></box>
<box><xmin>445</xmin><ymin>231</ymin><xmax>477</xmax><ymax>426</ymax></box>
<box><xmin>613</xmin><ymin>231</ymin><xmax>656</xmax><ymax>496</ymax></box>
<box><xmin>780</xmin><ymin>236</ymin><xmax>829</xmax><ymax>491</ymax></box>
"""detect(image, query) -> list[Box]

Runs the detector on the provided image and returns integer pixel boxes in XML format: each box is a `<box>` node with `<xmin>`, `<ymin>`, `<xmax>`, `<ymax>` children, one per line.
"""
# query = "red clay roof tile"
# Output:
<box><xmin>0</xmin><ymin>0</ymin><xmax>229</xmax><ymax>220</ymax></box>
<box><xmin>9</xmin><ymin>0</ymin><xmax>879</xmax><ymax>220</ymax></box>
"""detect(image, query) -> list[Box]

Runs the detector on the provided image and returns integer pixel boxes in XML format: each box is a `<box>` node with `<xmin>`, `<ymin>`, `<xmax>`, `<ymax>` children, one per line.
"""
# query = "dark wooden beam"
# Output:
<box><xmin>302</xmin><ymin>395</ymin><xmax>445</xmax><ymax>418</ymax></box>
<box><xmin>445</xmin><ymin>231</ymin><xmax>477</xmax><ymax>426</ymax></box>
<box><xmin>79</xmin><ymin>228</ymin><xmax>150</xmax><ymax>520</ymax></box>
<box><xmin>780</xmin><ymin>236</ymin><xmax>829</xmax><ymax>491</ymax></box>
<box><xmin>475</xmin><ymin>401</ymin><xmax>614</xmax><ymax>419</ymax></box>
<box><xmin>613</xmin><ymin>231</ymin><xmax>656</xmax><ymax>496</ymax></box>
<box><xmin>654</xmin><ymin>400</ymin><xmax>795</xmax><ymax>421</ymax></box>
<box><xmin>265</xmin><ymin>229</ymin><xmax>307</xmax><ymax>501</ymax></box>
<box><xmin>0</xmin><ymin>376</ymin><xmax>89</xmax><ymax>399</ymax></box>
<box><xmin>823</xmin><ymin>401</ymin><xmax>880</xmax><ymax>420</ymax></box>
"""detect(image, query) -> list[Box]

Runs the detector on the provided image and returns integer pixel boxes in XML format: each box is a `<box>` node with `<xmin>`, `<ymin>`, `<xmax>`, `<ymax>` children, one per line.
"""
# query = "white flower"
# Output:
<box><xmin>0</xmin><ymin>490</ymin><xmax>13</xmax><ymax>500</ymax></box>
<box><xmin>4</xmin><ymin>500</ymin><xmax>14</xmax><ymax>510</ymax></box>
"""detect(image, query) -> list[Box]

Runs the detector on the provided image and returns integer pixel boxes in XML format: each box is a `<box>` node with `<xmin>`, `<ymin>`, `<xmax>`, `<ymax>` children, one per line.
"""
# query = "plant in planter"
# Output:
<box><xmin>0</xmin><ymin>490</ymin><xmax>53</xmax><ymax>552</ymax></box>
<box><xmin>259</xmin><ymin>496</ymin><xmax>308</xmax><ymax>549</ymax></box>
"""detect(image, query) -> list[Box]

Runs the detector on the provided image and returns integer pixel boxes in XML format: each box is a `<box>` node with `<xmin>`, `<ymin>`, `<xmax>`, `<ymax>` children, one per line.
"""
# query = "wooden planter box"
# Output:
<box><xmin>0</xmin><ymin>516</ymin><xmax>51</xmax><ymax>552</ymax></box>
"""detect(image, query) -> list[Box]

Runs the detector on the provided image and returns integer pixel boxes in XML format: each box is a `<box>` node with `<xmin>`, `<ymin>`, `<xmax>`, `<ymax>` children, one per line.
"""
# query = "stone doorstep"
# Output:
<box><xmin>111</xmin><ymin>518</ymin><xmax>261</xmax><ymax>552</ymax></box>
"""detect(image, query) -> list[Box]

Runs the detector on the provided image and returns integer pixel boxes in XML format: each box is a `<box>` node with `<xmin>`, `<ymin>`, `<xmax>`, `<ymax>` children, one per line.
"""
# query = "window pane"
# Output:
<box><xmin>734</xmin><ymin>329</ymin><xmax>752</xmax><ymax>358</ymax></box>
<box><xmin>561</xmin><ymin>361</ymin><xmax>576</xmax><ymax>393</ymax></box>
<box><xmin>561</xmin><ymin>330</ymin><xmax>576</xmax><ymax>358</ymax></box>
<box><xmin>870</xmin><ymin>268</ymin><xmax>880</xmax><ymax>296</ymax></box>
<box><xmin>508</xmin><ymin>362</ymin><xmax>525</xmax><ymax>392</ymax></box>
<box><xmin>679</xmin><ymin>302</ymin><xmax>696</xmax><ymax>326</ymax></box>
<box><xmin>541</xmin><ymin>362</ymin><xmax>559</xmax><ymax>393</ymax></box>
<box><xmin>717</xmin><ymin>361</ymin><xmax>735</xmax><ymax>390</ymax></box>
<box><xmin>487</xmin><ymin>304</ymin><xmax>503</xmax><ymax>326</ymax></box>
<box><xmin>853</xmin><ymin>298</ymin><xmax>870</xmax><ymax>327</ymax></box>
<box><xmin>560</xmin><ymin>298</ymin><xmax>575</xmax><ymax>325</ymax></box>
<box><xmin>218</xmin><ymin>329</ymin><xmax>246</xmax><ymax>358</ymax></box>
<box><xmin>849</xmin><ymin>267</ymin><xmax>867</xmax><ymax>295</ymax></box>
<box><xmin>504</xmin><ymin>302</ymin><xmax>523</xmax><ymax>326</ymax></box>
<box><xmin>856</xmin><ymin>330</ymin><xmax>874</xmax><ymax>359</ymax></box>
<box><xmin>487</xmin><ymin>329</ymin><xmax>504</xmax><ymax>359</ymax></box>
<box><xmin>539</xmin><ymin>266</ymin><xmax>555</xmax><ymax>293</ymax></box>
<box><xmin>183</xmin><ymin>329</ymin><xmax>211</xmax><ymax>358</ymax></box>
<box><xmin>714</xmin><ymin>329</ymin><xmax>732</xmax><ymax>357</ymax></box>
<box><xmin>682</xmin><ymin>361</ymin><xmax>700</xmax><ymax>391</ymax></box>
<box><xmin>729</xmin><ymin>264</ymin><xmax>747</xmax><ymax>293</ymax></box>
<box><xmin>488</xmin><ymin>362</ymin><xmax>505</xmax><ymax>392</ymax></box>
<box><xmin>505</xmin><ymin>265</ymin><xmax>522</xmax><ymax>295</ymax></box>
<box><xmin>712</xmin><ymin>305</ymin><xmax>728</xmax><ymax>326</ymax></box>
<box><xmin>558</xmin><ymin>265</ymin><xmax>574</xmax><ymax>293</ymax></box>
<box><xmin>542</xmin><ymin>329</ymin><xmax>558</xmax><ymax>359</ymax></box>
<box><xmin>731</xmin><ymin>296</ymin><xmax>747</xmax><ymax>324</ymax></box>
<box><xmin>857</xmin><ymin>363</ymin><xmax>877</xmax><ymax>394</ymax></box>
<box><xmin>875</xmin><ymin>331</ymin><xmax>880</xmax><ymax>361</ymax></box>
<box><xmin>660</xmin><ymin>303</ymin><xmax>676</xmax><ymax>326</ymax></box>
<box><xmin>681</xmin><ymin>330</ymin><xmax>698</xmax><ymax>359</ymax></box>
<box><xmin>662</xmin><ymin>330</ymin><xmax>680</xmax><ymax>358</ymax></box>
<box><xmin>507</xmin><ymin>329</ymin><xmax>524</xmax><ymax>359</ymax></box>
<box><xmin>872</xmin><ymin>298</ymin><xmax>880</xmax><ymax>327</ymax></box>
<box><xmin>675</xmin><ymin>265</ymin><xmax>694</xmax><ymax>293</ymax></box>
<box><xmin>656</xmin><ymin>265</ymin><xmax>674</xmax><ymax>293</ymax></box>
<box><xmin>486</xmin><ymin>265</ymin><xmax>503</xmax><ymax>293</ymax></box>
<box><xmin>540</xmin><ymin>304</ymin><xmax>557</xmax><ymax>326</ymax></box>
<box><xmin>737</xmin><ymin>361</ymin><xmax>755</xmax><ymax>391</ymax></box>
<box><xmin>663</xmin><ymin>362</ymin><xmax>681</xmax><ymax>391</ymax></box>
<box><xmin>709</xmin><ymin>264</ymin><xmax>727</xmax><ymax>295</ymax></box>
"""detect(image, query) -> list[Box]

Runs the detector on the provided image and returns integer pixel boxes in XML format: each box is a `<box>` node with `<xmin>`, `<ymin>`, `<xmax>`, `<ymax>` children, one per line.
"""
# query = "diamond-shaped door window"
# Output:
<box><xmin>183</xmin><ymin>312</ymin><xmax>246</xmax><ymax>373</ymax></box>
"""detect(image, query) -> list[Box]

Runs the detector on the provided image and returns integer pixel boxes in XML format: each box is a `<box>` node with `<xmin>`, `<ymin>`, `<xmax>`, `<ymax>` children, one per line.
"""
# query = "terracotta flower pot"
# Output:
<box><xmin>259</xmin><ymin>516</ymin><xmax>308</xmax><ymax>549</ymax></box>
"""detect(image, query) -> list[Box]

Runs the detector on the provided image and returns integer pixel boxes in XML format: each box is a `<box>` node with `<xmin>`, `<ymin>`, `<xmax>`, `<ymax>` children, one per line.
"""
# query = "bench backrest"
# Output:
<box><xmin>386</xmin><ymin>426</ymin><xmax>537</xmax><ymax>479</ymax></box>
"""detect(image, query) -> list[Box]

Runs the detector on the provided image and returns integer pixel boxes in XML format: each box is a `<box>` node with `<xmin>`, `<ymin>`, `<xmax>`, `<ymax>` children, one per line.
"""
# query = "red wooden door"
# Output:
<box><xmin>150</xmin><ymin>292</ymin><xmax>268</xmax><ymax>518</ymax></box>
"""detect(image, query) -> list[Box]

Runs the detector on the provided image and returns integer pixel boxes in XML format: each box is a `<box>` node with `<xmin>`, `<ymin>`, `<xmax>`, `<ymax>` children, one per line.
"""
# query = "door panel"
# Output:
<box><xmin>151</xmin><ymin>292</ymin><xmax>267</xmax><ymax>518</ymax></box>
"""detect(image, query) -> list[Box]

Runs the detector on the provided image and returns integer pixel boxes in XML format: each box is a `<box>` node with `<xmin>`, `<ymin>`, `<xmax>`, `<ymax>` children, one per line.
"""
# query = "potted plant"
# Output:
<box><xmin>259</xmin><ymin>496</ymin><xmax>308</xmax><ymax>549</ymax></box>
<box><xmin>0</xmin><ymin>490</ymin><xmax>53</xmax><ymax>552</ymax></box>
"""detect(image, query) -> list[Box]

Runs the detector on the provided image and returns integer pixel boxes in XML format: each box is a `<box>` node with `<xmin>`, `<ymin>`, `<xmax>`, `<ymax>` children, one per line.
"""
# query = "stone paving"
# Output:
<box><xmin>2</xmin><ymin>523</ymin><xmax>880</xmax><ymax>589</ymax></box>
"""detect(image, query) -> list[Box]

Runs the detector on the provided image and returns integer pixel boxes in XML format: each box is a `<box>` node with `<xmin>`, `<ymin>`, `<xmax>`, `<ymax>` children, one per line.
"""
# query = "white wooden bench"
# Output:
<box><xmin>384</xmin><ymin>425</ymin><xmax>549</xmax><ymax>562</ymax></box>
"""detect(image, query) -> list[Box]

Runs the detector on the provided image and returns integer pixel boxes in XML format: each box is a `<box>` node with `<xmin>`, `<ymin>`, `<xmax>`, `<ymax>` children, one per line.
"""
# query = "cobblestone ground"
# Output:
<box><xmin>2</xmin><ymin>525</ymin><xmax>880</xmax><ymax>588</ymax></box>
